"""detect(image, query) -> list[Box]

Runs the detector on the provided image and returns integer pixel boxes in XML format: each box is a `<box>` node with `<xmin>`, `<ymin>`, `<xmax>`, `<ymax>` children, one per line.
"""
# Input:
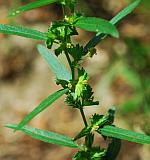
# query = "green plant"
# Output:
<box><xmin>0</xmin><ymin>0</ymin><xmax>150</xmax><ymax>159</ymax></box>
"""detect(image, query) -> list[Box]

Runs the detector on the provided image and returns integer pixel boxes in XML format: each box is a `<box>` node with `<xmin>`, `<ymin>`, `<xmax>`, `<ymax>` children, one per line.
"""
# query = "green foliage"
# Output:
<box><xmin>1</xmin><ymin>0</ymin><xmax>149</xmax><ymax>159</ymax></box>
<box><xmin>64</xmin><ymin>68</ymin><xmax>99</xmax><ymax>108</ymax></box>
<box><xmin>16</xmin><ymin>89</ymin><xmax>69</xmax><ymax>130</ymax></box>
<box><xmin>74</xmin><ymin>72</ymin><xmax>89</xmax><ymax>100</ymax></box>
<box><xmin>84</xmin><ymin>0</ymin><xmax>141</xmax><ymax>51</ymax></box>
<box><xmin>73</xmin><ymin>147</ymin><xmax>106</xmax><ymax>160</ymax></box>
<box><xmin>6</xmin><ymin>124</ymin><xmax>78</xmax><ymax>148</ymax></box>
<box><xmin>74</xmin><ymin>108</ymin><xmax>115</xmax><ymax>141</ymax></box>
<box><xmin>105</xmin><ymin>138</ymin><xmax>121</xmax><ymax>160</ymax></box>
<box><xmin>82</xmin><ymin>85</ymin><xmax>99</xmax><ymax>106</ymax></box>
<box><xmin>110</xmin><ymin>0</ymin><xmax>141</xmax><ymax>25</ymax></box>
<box><xmin>37</xmin><ymin>45</ymin><xmax>71</xmax><ymax>81</ymax></box>
<box><xmin>67</xmin><ymin>44</ymin><xmax>84</xmax><ymax>63</ymax></box>
<box><xmin>46</xmin><ymin>17</ymin><xmax>78</xmax><ymax>52</ymax></box>
<box><xmin>100</xmin><ymin>125</ymin><xmax>150</xmax><ymax>144</ymax></box>
<box><xmin>0</xmin><ymin>24</ymin><xmax>47</xmax><ymax>40</ymax></box>
<box><xmin>91</xmin><ymin>108</ymin><xmax>115</xmax><ymax>127</ymax></box>
<box><xmin>8</xmin><ymin>0</ymin><xmax>59</xmax><ymax>17</ymax></box>
<box><xmin>75</xmin><ymin>17</ymin><xmax>119</xmax><ymax>38</ymax></box>
<box><xmin>126</xmin><ymin>0</ymin><xmax>150</xmax><ymax>11</ymax></box>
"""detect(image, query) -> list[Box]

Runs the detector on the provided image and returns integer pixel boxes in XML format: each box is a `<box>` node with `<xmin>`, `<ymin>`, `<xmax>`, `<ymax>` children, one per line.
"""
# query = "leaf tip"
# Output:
<box><xmin>5</xmin><ymin>123</ymin><xmax>21</xmax><ymax>133</ymax></box>
<box><xmin>37</xmin><ymin>44</ymin><xmax>44</xmax><ymax>51</ymax></box>
<box><xmin>113</xmin><ymin>30</ymin><xmax>119</xmax><ymax>38</ymax></box>
<box><xmin>5</xmin><ymin>123</ymin><xmax>16</xmax><ymax>129</ymax></box>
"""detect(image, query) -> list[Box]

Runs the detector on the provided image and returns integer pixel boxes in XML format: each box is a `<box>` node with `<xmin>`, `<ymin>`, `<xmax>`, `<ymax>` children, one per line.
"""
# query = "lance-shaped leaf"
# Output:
<box><xmin>6</xmin><ymin>124</ymin><xmax>78</xmax><ymax>148</ymax></box>
<box><xmin>100</xmin><ymin>125</ymin><xmax>150</xmax><ymax>144</ymax></box>
<box><xmin>75</xmin><ymin>17</ymin><xmax>119</xmax><ymax>38</ymax></box>
<box><xmin>0</xmin><ymin>24</ymin><xmax>47</xmax><ymax>40</ymax></box>
<box><xmin>16</xmin><ymin>88</ymin><xmax>69</xmax><ymax>130</ymax></box>
<box><xmin>110</xmin><ymin>0</ymin><xmax>141</xmax><ymax>25</ymax></box>
<box><xmin>105</xmin><ymin>138</ymin><xmax>121</xmax><ymax>160</ymax></box>
<box><xmin>84</xmin><ymin>0</ymin><xmax>141</xmax><ymax>51</ymax></box>
<box><xmin>37</xmin><ymin>45</ymin><xmax>71</xmax><ymax>81</ymax></box>
<box><xmin>8</xmin><ymin>0</ymin><xmax>59</xmax><ymax>17</ymax></box>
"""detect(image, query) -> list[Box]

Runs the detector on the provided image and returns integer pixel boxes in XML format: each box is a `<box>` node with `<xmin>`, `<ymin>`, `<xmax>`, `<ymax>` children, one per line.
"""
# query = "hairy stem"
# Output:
<box><xmin>64</xmin><ymin>22</ymin><xmax>75</xmax><ymax>80</ymax></box>
<box><xmin>62</xmin><ymin>2</ymin><xmax>87</xmax><ymax>135</ymax></box>
<box><xmin>79</xmin><ymin>107</ymin><xmax>88</xmax><ymax>127</ymax></box>
<box><xmin>65</xmin><ymin>51</ymin><xmax>75</xmax><ymax>80</ymax></box>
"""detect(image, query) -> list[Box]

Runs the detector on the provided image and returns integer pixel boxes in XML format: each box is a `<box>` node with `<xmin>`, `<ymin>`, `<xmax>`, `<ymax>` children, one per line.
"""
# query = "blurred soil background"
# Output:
<box><xmin>0</xmin><ymin>0</ymin><xmax>150</xmax><ymax>159</ymax></box>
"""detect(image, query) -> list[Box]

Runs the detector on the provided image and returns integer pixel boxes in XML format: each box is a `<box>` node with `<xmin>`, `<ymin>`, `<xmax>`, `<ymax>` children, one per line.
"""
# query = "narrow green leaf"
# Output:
<box><xmin>75</xmin><ymin>17</ymin><xmax>119</xmax><ymax>38</ymax></box>
<box><xmin>37</xmin><ymin>45</ymin><xmax>72</xmax><ymax>81</ymax></box>
<box><xmin>105</xmin><ymin>138</ymin><xmax>121</xmax><ymax>160</ymax></box>
<box><xmin>8</xmin><ymin>0</ymin><xmax>59</xmax><ymax>17</ymax></box>
<box><xmin>84</xmin><ymin>0</ymin><xmax>141</xmax><ymax>51</ymax></box>
<box><xmin>0</xmin><ymin>24</ymin><xmax>47</xmax><ymax>40</ymax></box>
<box><xmin>110</xmin><ymin>0</ymin><xmax>141</xmax><ymax>25</ymax></box>
<box><xmin>17</xmin><ymin>88</ymin><xmax>69</xmax><ymax>130</ymax></box>
<box><xmin>6</xmin><ymin>124</ymin><xmax>78</xmax><ymax>148</ymax></box>
<box><xmin>100</xmin><ymin>125</ymin><xmax>150</xmax><ymax>144</ymax></box>
<box><xmin>84</xmin><ymin>33</ymin><xmax>105</xmax><ymax>53</ymax></box>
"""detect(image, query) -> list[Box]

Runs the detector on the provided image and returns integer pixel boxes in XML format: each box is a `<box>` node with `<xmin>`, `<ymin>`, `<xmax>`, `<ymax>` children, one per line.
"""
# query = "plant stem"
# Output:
<box><xmin>64</xmin><ymin>50</ymin><xmax>75</xmax><ymax>80</ymax></box>
<box><xmin>79</xmin><ymin>107</ymin><xmax>88</xmax><ymax>127</ymax></box>
<box><xmin>62</xmin><ymin>2</ymin><xmax>87</xmax><ymax>129</ymax></box>
<box><xmin>62</xmin><ymin>4</ymin><xmax>67</xmax><ymax>17</ymax></box>
<box><xmin>63</xmin><ymin>21</ymin><xmax>75</xmax><ymax>80</ymax></box>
